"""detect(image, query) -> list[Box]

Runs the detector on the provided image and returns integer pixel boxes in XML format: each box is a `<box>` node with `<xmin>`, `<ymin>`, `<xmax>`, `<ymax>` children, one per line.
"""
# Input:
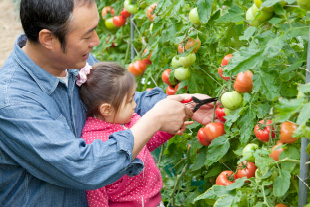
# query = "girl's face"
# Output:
<box><xmin>112</xmin><ymin>86</ymin><xmax>137</xmax><ymax>124</ymax></box>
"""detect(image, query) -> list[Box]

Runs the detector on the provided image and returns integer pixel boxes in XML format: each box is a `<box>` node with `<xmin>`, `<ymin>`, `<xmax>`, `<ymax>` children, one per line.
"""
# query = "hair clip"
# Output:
<box><xmin>76</xmin><ymin>63</ymin><xmax>92</xmax><ymax>86</ymax></box>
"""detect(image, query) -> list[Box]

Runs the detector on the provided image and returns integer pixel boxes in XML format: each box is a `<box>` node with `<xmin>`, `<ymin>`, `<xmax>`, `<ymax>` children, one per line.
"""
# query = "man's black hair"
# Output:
<box><xmin>20</xmin><ymin>0</ymin><xmax>94</xmax><ymax>52</ymax></box>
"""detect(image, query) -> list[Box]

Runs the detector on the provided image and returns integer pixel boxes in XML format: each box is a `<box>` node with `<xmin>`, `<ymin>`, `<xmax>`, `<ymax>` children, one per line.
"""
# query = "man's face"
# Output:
<box><xmin>53</xmin><ymin>2</ymin><xmax>100</xmax><ymax>69</ymax></box>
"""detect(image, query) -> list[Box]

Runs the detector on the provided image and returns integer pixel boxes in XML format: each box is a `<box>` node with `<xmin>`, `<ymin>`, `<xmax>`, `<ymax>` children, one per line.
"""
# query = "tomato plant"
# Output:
<box><xmin>174</xmin><ymin>67</ymin><xmax>191</xmax><ymax>81</ymax></box>
<box><xmin>101</xmin><ymin>6</ymin><xmax>115</xmax><ymax>20</ymax></box>
<box><xmin>242</xmin><ymin>143</ymin><xmax>259</xmax><ymax>162</ymax></box>
<box><xmin>270</xmin><ymin>142</ymin><xmax>285</xmax><ymax>161</ymax></box>
<box><xmin>218</xmin><ymin>66</ymin><xmax>230</xmax><ymax>81</ymax></box>
<box><xmin>233</xmin><ymin>70</ymin><xmax>253</xmax><ymax>93</ymax></box>
<box><xmin>142</xmin><ymin>49</ymin><xmax>152</xmax><ymax>65</ymax></box>
<box><xmin>280</xmin><ymin>121</ymin><xmax>298</xmax><ymax>144</ymax></box>
<box><xmin>202</xmin><ymin>122</ymin><xmax>225</xmax><ymax>142</ymax></box>
<box><xmin>94</xmin><ymin>0</ymin><xmax>307</xmax><ymax>205</ymax></box>
<box><xmin>112</xmin><ymin>16</ymin><xmax>127</xmax><ymax>27</ymax></box>
<box><xmin>254</xmin><ymin>119</ymin><xmax>276</xmax><ymax>142</ymax></box>
<box><xmin>221</xmin><ymin>54</ymin><xmax>232</xmax><ymax>66</ymax></box>
<box><xmin>120</xmin><ymin>8</ymin><xmax>131</xmax><ymax>18</ymax></box>
<box><xmin>124</xmin><ymin>0</ymin><xmax>138</xmax><ymax>14</ymax></box>
<box><xmin>236</xmin><ymin>161</ymin><xmax>257</xmax><ymax>179</ymax></box>
<box><xmin>189</xmin><ymin>8</ymin><xmax>200</xmax><ymax>24</ymax></box>
<box><xmin>128</xmin><ymin>60</ymin><xmax>146</xmax><ymax>77</ymax></box>
<box><xmin>178</xmin><ymin>53</ymin><xmax>196</xmax><ymax>67</ymax></box>
<box><xmin>215</xmin><ymin>105</ymin><xmax>226</xmax><ymax>122</ymax></box>
<box><xmin>221</xmin><ymin>91</ymin><xmax>243</xmax><ymax>110</ymax></box>
<box><xmin>197</xmin><ymin>127</ymin><xmax>210</xmax><ymax>146</ymax></box>
<box><xmin>146</xmin><ymin>3</ymin><xmax>157</xmax><ymax>22</ymax></box>
<box><xmin>216</xmin><ymin>171</ymin><xmax>237</xmax><ymax>186</ymax></box>
<box><xmin>178</xmin><ymin>37</ymin><xmax>201</xmax><ymax>53</ymax></box>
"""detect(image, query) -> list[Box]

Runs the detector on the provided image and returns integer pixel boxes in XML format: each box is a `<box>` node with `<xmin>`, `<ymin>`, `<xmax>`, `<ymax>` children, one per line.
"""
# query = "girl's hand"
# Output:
<box><xmin>175</xmin><ymin>121</ymin><xmax>194</xmax><ymax>136</ymax></box>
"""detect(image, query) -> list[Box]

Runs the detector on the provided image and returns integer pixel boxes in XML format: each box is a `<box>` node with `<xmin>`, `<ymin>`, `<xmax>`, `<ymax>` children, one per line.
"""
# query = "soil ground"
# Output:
<box><xmin>0</xmin><ymin>0</ymin><xmax>22</xmax><ymax>67</ymax></box>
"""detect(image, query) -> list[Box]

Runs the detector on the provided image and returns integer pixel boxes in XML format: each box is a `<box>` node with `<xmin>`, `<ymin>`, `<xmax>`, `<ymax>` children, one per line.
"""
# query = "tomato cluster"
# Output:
<box><xmin>102</xmin><ymin>5</ymin><xmax>134</xmax><ymax>30</ymax></box>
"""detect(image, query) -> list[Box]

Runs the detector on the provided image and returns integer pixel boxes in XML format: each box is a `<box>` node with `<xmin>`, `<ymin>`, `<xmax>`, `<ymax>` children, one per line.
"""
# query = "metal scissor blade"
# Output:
<box><xmin>192</xmin><ymin>97</ymin><xmax>218</xmax><ymax>113</ymax></box>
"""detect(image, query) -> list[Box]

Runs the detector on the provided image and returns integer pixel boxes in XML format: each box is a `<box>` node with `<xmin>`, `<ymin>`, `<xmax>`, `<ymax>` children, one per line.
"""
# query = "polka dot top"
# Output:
<box><xmin>81</xmin><ymin>113</ymin><xmax>174</xmax><ymax>207</ymax></box>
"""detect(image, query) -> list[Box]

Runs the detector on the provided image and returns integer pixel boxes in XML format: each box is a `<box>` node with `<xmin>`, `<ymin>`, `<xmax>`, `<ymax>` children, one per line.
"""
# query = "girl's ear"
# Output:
<box><xmin>99</xmin><ymin>103</ymin><xmax>112</xmax><ymax>116</ymax></box>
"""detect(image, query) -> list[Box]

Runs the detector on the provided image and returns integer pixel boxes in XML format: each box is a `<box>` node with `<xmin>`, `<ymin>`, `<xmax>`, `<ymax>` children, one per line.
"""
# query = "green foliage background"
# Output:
<box><xmin>94</xmin><ymin>0</ymin><xmax>310</xmax><ymax>206</ymax></box>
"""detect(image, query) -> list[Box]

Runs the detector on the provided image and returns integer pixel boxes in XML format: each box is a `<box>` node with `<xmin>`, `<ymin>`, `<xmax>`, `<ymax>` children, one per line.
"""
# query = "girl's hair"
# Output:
<box><xmin>79</xmin><ymin>62</ymin><xmax>136</xmax><ymax>117</ymax></box>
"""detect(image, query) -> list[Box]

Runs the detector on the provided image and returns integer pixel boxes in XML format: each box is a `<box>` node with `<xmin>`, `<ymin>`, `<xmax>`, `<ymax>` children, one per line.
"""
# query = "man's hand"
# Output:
<box><xmin>169</xmin><ymin>93</ymin><xmax>219</xmax><ymax>126</ymax></box>
<box><xmin>149</xmin><ymin>96</ymin><xmax>193</xmax><ymax>134</ymax></box>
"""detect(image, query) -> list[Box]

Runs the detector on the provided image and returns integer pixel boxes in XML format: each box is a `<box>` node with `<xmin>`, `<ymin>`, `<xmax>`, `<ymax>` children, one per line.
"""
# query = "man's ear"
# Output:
<box><xmin>38</xmin><ymin>29</ymin><xmax>56</xmax><ymax>50</ymax></box>
<box><xmin>99</xmin><ymin>103</ymin><xmax>113</xmax><ymax>116</ymax></box>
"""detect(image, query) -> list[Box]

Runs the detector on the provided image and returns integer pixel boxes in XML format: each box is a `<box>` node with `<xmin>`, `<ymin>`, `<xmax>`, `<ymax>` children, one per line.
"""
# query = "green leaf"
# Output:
<box><xmin>262</xmin><ymin>35</ymin><xmax>287</xmax><ymax>58</ymax></box>
<box><xmin>273</xmin><ymin>170</ymin><xmax>291</xmax><ymax>197</ymax></box>
<box><xmin>205</xmin><ymin>166</ymin><xmax>222</xmax><ymax>178</ymax></box>
<box><xmin>297</xmin><ymin>103</ymin><xmax>310</xmax><ymax>125</ymax></box>
<box><xmin>214</xmin><ymin>194</ymin><xmax>235</xmax><ymax>207</ymax></box>
<box><xmin>216</xmin><ymin>4</ymin><xmax>244</xmax><ymax>23</ymax></box>
<box><xmin>196</xmin><ymin>0</ymin><xmax>214</xmax><ymax>24</ymax></box>
<box><xmin>191</xmin><ymin>149</ymin><xmax>207</xmax><ymax>171</ymax></box>
<box><xmin>256</xmin><ymin>102</ymin><xmax>271</xmax><ymax>118</ymax></box>
<box><xmin>281</xmin><ymin>60</ymin><xmax>303</xmax><ymax>74</ymax></box>
<box><xmin>274</xmin><ymin>98</ymin><xmax>304</xmax><ymax>122</ymax></box>
<box><xmin>205</xmin><ymin>136</ymin><xmax>230</xmax><ymax>167</ymax></box>
<box><xmin>239</xmin><ymin>27</ymin><xmax>256</xmax><ymax>41</ymax></box>
<box><xmin>193</xmin><ymin>187</ymin><xmax>217</xmax><ymax>203</ymax></box>
<box><xmin>225</xmin><ymin>45</ymin><xmax>264</xmax><ymax>76</ymax></box>
<box><xmin>253</xmin><ymin>68</ymin><xmax>280</xmax><ymax>101</ymax></box>
<box><xmin>298</xmin><ymin>83</ymin><xmax>310</xmax><ymax>93</ymax></box>
<box><xmin>239</xmin><ymin>108</ymin><xmax>256</xmax><ymax>145</ymax></box>
<box><xmin>280</xmin><ymin>145</ymin><xmax>300</xmax><ymax>172</ymax></box>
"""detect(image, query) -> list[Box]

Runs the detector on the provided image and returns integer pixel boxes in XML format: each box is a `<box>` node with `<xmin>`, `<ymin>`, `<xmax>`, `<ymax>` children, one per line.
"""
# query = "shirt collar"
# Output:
<box><xmin>13</xmin><ymin>34</ymin><xmax>79</xmax><ymax>95</ymax></box>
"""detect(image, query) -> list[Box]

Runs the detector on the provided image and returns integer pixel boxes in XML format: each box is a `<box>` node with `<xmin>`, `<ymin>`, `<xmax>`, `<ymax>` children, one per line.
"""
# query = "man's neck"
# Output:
<box><xmin>22</xmin><ymin>42</ymin><xmax>67</xmax><ymax>77</ymax></box>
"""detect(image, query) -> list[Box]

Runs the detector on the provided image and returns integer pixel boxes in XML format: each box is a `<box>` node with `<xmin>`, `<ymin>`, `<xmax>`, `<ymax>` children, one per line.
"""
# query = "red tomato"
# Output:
<box><xmin>120</xmin><ymin>8</ymin><xmax>131</xmax><ymax>18</ymax></box>
<box><xmin>112</xmin><ymin>16</ymin><xmax>126</xmax><ymax>27</ymax></box>
<box><xmin>270</xmin><ymin>142</ymin><xmax>285</xmax><ymax>161</ymax></box>
<box><xmin>280</xmin><ymin>121</ymin><xmax>298</xmax><ymax>143</ymax></box>
<box><xmin>203</xmin><ymin>122</ymin><xmax>225</xmax><ymax>142</ymax></box>
<box><xmin>236</xmin><ymin>161</ymin><xmax>257</xmax><ymax>180</ymax></box>
<box><xmin>128</xmin><ymin>60</ymin><xmax>147</xmax><ymax>77</ymax></box>
<box><xmin>233</xmin><ymin>70</ymin><xmax>253</xmax><ymax>93</ymax></box>
<box><xmin>254</xmin><ymin>119</ymin><xmax>276</xmax><ymax>142</ymax></box>
<box><xmin>216</xmin><ymin>170</ymin><xmax>237</xmax><ymax>186</ymax></box>
<box><xmin>101</xmin><ymin>6</ymin><xmax>115</xmax><ymax>20</ymax></box>
<box><xmin>197</xmin><ymin>128</ymin><xmax>211</xmax><ymax>146</ymax></box>
<box><xmin>162</xmin><ymin>69</ymin><xmax>173</xmax><ymax>85</ymax></box>
<box><xmin>178</xmin><ymin>37</ymin><xmax>201</xmax><ymax>53</ymax></box>
<box><xmin>221</xmin><ymin>54</ymin><xmax>233</xmax><ymax>66</ymax></box>
<box><xmin>275</xmin><ymin>204</ymin><xmax>287</xmax><ymax>207</ymax></box>
<box><xmin>215</xmin><ymin>105</ymin><xmax>226</xmax><ymax>122</ymax></box>
<box><xmin>142</xmin><ymin>49</ymin><xmax>152</xmax><ymax>65</ymax></box>
<box><xmin>166</xmin><ymin>84</ymin><xmax>179</xmax><ymax>95</ymax></box>
<box><xmin>218</xmin><ymin>66</ymin><xmax>230</xmax><ymax>81</ymax></box>
<box><xmin>146</xmin><ymin>3</ymin><xmax>157</xmax><ymax>22</ymax></box>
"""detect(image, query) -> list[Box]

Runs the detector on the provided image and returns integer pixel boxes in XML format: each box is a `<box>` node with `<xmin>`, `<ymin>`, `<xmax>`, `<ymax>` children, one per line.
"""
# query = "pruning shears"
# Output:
<box><xmin>181</xmin><ymin>96</ymin><xmax>218</xmax><ymax>113</ymax></box>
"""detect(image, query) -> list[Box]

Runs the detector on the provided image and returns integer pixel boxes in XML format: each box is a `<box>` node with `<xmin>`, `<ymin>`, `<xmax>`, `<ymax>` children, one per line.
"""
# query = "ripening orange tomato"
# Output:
<box><xmin>280</xmin><ymin>121</ymin><xmax>298</xmax><ymax>143</ymax></box>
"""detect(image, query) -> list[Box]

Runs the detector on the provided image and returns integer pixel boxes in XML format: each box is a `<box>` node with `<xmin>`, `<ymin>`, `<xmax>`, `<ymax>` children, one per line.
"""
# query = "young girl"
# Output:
<box><xmin>78</xmin><ymin>62</ymin><xmax>172</xmax><ymax>207</ymax></box>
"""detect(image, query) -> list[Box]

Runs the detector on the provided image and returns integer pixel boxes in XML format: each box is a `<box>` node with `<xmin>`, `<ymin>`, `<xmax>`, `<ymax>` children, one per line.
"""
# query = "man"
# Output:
<box><xmin>0</xmin><ymin>0</ymin><xmax>214</xmax><ymax>206</ymax></box>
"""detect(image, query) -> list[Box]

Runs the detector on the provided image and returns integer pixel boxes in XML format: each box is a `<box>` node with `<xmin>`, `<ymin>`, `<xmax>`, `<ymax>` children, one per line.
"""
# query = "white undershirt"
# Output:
<box><xmin>57</xmin><ymin>70</ymin><xmax>69</xmax><ymax>87</ymax></box>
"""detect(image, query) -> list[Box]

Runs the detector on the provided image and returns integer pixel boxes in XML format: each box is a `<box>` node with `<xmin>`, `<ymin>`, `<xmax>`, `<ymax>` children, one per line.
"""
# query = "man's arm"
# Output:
<box><xmin>0</xmin><ymin>103</ymin><xmax>143</xmax><ymax>190</ymax></box>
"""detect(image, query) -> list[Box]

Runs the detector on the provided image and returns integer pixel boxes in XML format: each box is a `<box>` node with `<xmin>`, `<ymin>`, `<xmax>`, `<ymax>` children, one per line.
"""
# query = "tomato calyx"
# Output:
<box><xmin>225</xmin><ymin>172</ymin><xmax>237</xmax><ymax>182</ymax></box>
<box><xmin>238</xmin><ymin>161</ymin><xmax>249</xmax><ymax>170</ymax></box>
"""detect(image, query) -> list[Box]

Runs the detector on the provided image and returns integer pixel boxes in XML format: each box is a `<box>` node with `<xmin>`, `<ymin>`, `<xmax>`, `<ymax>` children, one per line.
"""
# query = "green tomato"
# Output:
<box><xmin>174</xmin><ymin>67</ymin><xmax>191</xmax><ymax>81</ymax></box>
<box><xmin>179</xmin><ymin>53</ymin><xmax>196</xmax><ymax>68</ymax></box>
<box><xmin>221</xmin><ymin>91</ymin><xmax>243</xmax><ymax>110</ymax></box>
<box><xmin>246</xmin><ymin>8</ymin><xmax>255</xmax><ymax>21</ymax></box>
<box><xmin>124</xmin><ymin>0</ymin><xmax>139</xmax><ymax>14</ymax></box>
<box><xmin>297</xmin><ymin>0</ymin><xmax>310</xmax><ymax>10</ymax></box>
<box><xmin>242</xmin><ymin>143</ymin><xmax>259</xmax><ymax>162</ymax></box>
<box><xmin>251</xmin><ymin>4</ymin><xmax>259</xmax><ymax>16</ymax></box>
<box><xmin>223</xmin><ymin>108</ymin><xmax>231</xmax><ymax>115</ymax></box>
<box><xmin>254</xmin><ymin>0</ymin><xmax>274</xmax><ymax>12</ymax></box>
<box><xmin>105</xmin><ymin>18</ymin><xmax>117</xmax><ymax>30</ymax></box>
<box><xmin>171</xmin><ymin>56</ymin><xmax>182</xmax><ymax>68</ymax></box>
<box><xmin>189</xmin><ymin>8</ymin><xmax>200</xmax><ymax>24</ymax></box>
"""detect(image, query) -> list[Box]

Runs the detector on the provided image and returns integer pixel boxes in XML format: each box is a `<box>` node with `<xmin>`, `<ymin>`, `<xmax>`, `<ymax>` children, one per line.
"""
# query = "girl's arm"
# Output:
<box><xmin>147</xmin><ymin>131</ymin><xmax>174</xmax><ymax>152</ymax></box>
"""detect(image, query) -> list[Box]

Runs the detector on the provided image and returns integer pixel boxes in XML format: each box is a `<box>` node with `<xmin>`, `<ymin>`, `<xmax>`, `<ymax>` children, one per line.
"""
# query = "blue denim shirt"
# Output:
<box><xmin>0</xmin><ymin>34</ymin><xmax>167</xmax><ymax>207</ymax></box>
